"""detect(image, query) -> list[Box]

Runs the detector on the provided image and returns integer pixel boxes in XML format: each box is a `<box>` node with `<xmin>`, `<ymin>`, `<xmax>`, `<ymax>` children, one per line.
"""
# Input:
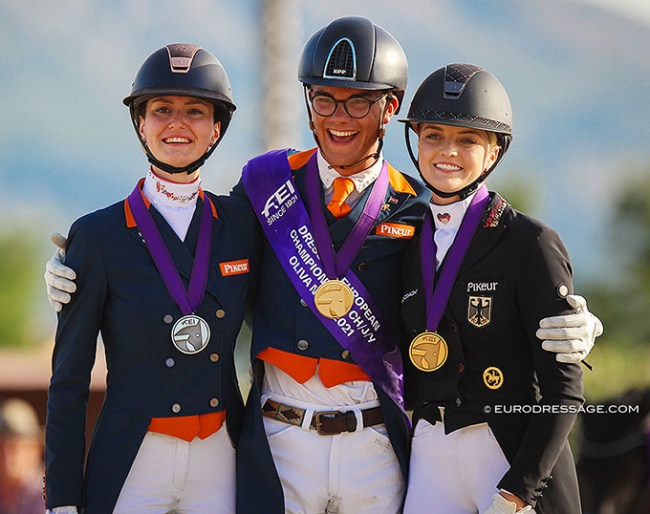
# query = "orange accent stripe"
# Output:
<box><xmin>257</xmin><ymin>347</ymin><xmax>370</xmax><ymax>387</ymax></box>
<box><xmin>288</xmin><ymin>148</ymin><xmax>318</xmax><ymax>171</ymax></box>
<box><xmin>124</xmin><ymin>180</ymin><xmax>218</xmax><ymax>228</ymax></box>
<box><xmin>387</xmin><ymin>164</ymin><xmax>417</xmax><ymax>196</ymax></box>
<box><xmin>148</xmin><ymin>411</ymin><xmax>226</xmax><ymax>442</ymax></box>
<box><xmin>124</xmin><ymin>179</ymin><xmax>150</xmax><ymax>228</ymax></box>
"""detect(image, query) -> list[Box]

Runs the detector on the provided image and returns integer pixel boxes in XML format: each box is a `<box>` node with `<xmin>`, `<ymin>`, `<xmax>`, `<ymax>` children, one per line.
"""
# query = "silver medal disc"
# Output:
<box><xmin>171</xmin><ymin>315</ymin><xmax>211</xmax><ymax>355</ymax></box>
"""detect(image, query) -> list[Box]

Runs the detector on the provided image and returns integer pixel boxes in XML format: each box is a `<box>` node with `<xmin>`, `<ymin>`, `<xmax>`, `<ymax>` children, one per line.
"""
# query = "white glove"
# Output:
<box><xmin>44</xmin><ymin>232</ymin><xmax>76</xmax><ymax>312</ymax></box>
<box><xmin>537</xmin><ymin>294</ymin><xmax>603</xmax><ymax>364</ymax></box>
<box><xmin>47</xmin><ymin>507</ymin><xmax>79</xmax><ymax>514</ymax></box>
<box><xmin>482</xmin><ymin>493</ymin><xmax>532</xmax><ymax>514</ymax></box>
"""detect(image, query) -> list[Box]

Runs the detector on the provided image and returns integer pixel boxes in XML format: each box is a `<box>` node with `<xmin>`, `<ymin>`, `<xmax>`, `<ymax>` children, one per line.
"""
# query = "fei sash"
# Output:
<box><xmin>242</xmin><ymin>149</ymin><xmax>407</xmax><ymax>413</ymax></box>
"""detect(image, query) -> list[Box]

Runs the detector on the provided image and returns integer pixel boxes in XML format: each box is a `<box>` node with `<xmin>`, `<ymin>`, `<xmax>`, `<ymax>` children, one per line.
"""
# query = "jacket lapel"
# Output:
<box><xmin>458</xmin><ymin>192</ymin><xmax>510</xmax><ymax>275</ymax></box>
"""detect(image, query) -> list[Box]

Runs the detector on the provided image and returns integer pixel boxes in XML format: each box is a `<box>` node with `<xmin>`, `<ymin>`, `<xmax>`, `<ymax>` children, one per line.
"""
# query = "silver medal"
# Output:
<box><xmin>171</xmin><ymin>315</ymin><xmax>211</xmax><ymax>354</ymax></box>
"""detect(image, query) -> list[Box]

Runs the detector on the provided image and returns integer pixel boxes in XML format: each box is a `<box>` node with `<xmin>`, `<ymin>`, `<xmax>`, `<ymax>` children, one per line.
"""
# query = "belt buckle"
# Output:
<box><xmin>313</xmin><ymin>411</ymin><xmax>340</xmax><ymax>436</ymax></box>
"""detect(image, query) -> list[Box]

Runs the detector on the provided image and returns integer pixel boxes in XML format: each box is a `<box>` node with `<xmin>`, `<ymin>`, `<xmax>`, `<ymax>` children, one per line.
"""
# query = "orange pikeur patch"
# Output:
<box><xmin>375</xmin><ymin>222</ymin><xmax>415</xmax><ymax>239</ymax></box>
<box><xmin>219</xmin><ymin>259</ymin><xmax>249</xmax><ymax>276</ymax></box>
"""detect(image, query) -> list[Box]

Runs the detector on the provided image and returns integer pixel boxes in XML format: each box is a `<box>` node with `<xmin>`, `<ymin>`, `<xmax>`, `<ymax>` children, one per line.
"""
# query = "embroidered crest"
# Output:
<box><xmin>468</xmin><ymin>295</ymin><xmax>492</xmax><ymax>327</ymax></box>
<box><xmin>483</xmin><ymin>367</ymin><xmax>504</xmax><ymax>390</ymax></box>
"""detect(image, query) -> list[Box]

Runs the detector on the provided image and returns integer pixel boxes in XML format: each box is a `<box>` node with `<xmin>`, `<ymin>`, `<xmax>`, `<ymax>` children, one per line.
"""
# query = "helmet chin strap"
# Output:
<box><xmin>303</xmin><ymin>87</ymin><xmax>385</xmax><ymax>173</ymax></box>
<box><xmin>404</xmin><ymin>123</ymin><xmax>502</xmax><ymax>202</ymax></box>
<box><xmin>129</xmin><ymin>104</ymin><xmax>221</xmax><ymax>175</ymax></box>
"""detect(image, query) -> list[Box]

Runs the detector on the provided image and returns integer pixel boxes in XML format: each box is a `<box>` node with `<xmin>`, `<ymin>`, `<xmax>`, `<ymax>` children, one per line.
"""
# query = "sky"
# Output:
<box><xmin>566</xmin><ymin>0</ymin><xmax>650</xmax><ymax>25</ymax></box>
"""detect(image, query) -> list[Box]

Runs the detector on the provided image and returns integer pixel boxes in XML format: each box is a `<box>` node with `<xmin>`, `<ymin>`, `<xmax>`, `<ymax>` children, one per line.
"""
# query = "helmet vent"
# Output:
<box><xmin>443</xmin><ymin>63</ymin><xmax>483</xmax><ymax>98</ymax></box>
<box><xmin>323</xmin><ymin>38</ymin><xmax>357</xmax><ymax>80</ymax></box>
<box><xmin>166</xmin><ymin>43</ymin><xmax>200</xmax><ymax>74</ymax></box>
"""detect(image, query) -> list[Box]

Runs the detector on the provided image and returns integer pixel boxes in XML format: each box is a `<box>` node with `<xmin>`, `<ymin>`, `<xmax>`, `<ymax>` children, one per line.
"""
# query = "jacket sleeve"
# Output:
<box><xmin>45</xmin><ymin>217</ymin><xmax>108</xmax><ymax>509</ymax></box>
<box><xmin>497</xmin><ymin>223</ymin><xmax>584</xmax><ymax>507</ymax></box>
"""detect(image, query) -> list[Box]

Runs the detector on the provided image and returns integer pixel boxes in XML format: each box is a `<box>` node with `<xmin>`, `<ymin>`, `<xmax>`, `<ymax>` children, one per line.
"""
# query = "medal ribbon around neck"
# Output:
<box><xmin>305</xmin><ymin>156</ymin><xmax>389</xmax><ymax>318</ymax></box>
<box><xmin>128</xmin><ymin>181</ymin><xmax>214</xmax><ymax>354</ymax></box>
<box><xmin>409</xmin><ymin>186</ymin><xmax>489</xmax><ymax>372</ymax></box>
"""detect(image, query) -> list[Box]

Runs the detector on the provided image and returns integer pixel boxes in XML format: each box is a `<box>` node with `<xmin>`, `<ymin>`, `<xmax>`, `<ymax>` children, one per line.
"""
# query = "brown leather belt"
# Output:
<box><xmin>262</xmin><ymin>398</ymin><xmax>384</xmax><ymax>436</ymax></box>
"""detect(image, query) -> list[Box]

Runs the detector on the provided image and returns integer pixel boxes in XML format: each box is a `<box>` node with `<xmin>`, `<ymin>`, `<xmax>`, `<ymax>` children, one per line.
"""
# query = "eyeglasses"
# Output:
<box><xmin>309</xmin><ymin>93</ymin><xmax>387</xmax><ymax>119</ymax></box>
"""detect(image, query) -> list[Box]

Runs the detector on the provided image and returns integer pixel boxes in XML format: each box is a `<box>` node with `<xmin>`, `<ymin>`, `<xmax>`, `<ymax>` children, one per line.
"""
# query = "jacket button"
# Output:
<box><xmin>210</xmin><ymin>353</ymin><xmax>220</xmax><ymax>362</ymax></box>
<box><xmin>451</xmin><ymin>323</ymin><xmax>459</xmax><ymax>333</ymax></box>
<box><xmin>341</xmin><ymin>350</ymin><xmax>350</xmax><ymax>360</ymax></box>
<box><xmin>457</xmin><ymin>363</ymin><xmax>464</xmax><ymax>372</ymax></box>
<box><xmin>300</xmin><ymin>298</ymin><xmax>308</xmax><ymax>307</ymax></box>
<box><xmin>357</xmin><ymin>262</ymin><xmax>367</xmax><ymax>272</ymax></box>
<box><xmin>210</xmin><ymin>398</ymin><xmax>220</xmax><ymax>408</ymax></box>
<box><xmin>172</xmin><ymin>403</ymin><xmax>181</xmax><ymax>413</ymax></box>
<box><xmin>163</xmin><ymin>314</ymin><xmax>174</xmax><ymax>324</ymax></box>
<box><xmin>215</xmin><ymin>309</ymin><xmax>226</xmax><ymax>319</ymax></box>
<box><xmin>297</xmin><ymin>339</ymin><xmax>309</xmax><ymax>351</ymax></box>
<box><xmin>455</xmin><ymin>397</ymin><xmax>463</xmax><ymax>408</ymax></box>
<box><xmin>165</xmin><ymin>358</ymin><xmax>175</xmax><ymax>368</ymax></box>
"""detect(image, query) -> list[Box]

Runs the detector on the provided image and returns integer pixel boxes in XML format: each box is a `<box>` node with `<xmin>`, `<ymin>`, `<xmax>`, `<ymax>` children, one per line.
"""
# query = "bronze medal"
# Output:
<box><xmin>314</xmin><ymin>279</ymin><xmax>354</xmax><ymax>319</ymax></box>
<box><xmin>171</xmin><ymin>314</ymin><xmax>211</xmax><ymax>355</ymax></box>
<box><xmin>483</xmin><ymin>366</ymin><xmax>504</xmax><ymax>390</ymax></box>
<box><xmin>408</xmin><ymin>331</ymin><xmax>448</xmax><ymax>372</ymax></box>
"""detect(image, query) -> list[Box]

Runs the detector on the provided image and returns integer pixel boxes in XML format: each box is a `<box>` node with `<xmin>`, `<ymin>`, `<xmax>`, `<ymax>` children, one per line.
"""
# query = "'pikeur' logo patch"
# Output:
<box><xmin>468</xmin><ymin>296</ymin><xmax>492</xmax><ymax>328</ymax></box>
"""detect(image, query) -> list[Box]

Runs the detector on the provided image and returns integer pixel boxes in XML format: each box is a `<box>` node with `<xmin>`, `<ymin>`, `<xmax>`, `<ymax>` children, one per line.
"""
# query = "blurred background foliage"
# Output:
<box><xmin>0</xmin><ymin>229</ymin><xmax>46</xmax><ymax>349</ymax></box>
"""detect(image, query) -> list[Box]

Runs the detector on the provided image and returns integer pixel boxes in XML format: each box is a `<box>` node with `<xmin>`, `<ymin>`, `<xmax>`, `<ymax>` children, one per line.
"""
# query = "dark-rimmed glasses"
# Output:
<box><xmin>309</xmin><ymin>93</ymin><xmax>387</xmax><ymax>119</ymax></box>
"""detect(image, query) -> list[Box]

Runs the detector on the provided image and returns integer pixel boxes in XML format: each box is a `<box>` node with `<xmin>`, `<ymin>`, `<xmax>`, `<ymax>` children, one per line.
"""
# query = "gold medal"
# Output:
<box><xmin>314</xmin><ymin>280</ymin><xmax>354</xmax><ymax>319</ymax></box>
<box><xmin>483</xmin><ymin>367</ymin><xmax>504</xmax><ymax>390</ymax></box>
<box><xmin>408</xmin><ymin>331</ymin><xmax>448</xmax><ymax>372</ymax></box>
<box><xmin>171</xmin><ymin>314</ymin><xmax>211</xmax><ymax>355</ymax></box>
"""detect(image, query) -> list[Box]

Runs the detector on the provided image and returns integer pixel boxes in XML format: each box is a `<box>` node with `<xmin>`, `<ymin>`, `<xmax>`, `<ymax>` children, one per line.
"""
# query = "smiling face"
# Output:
<box><xmin>138</xmin><ymin>95</ymin><xmax>220</xmax><ymax>183</ymax></box>
<box><xmin>309</xmin><ymin>85</ymin><xmax>397</xmax><ymax>176</ymax></box>
<box><xmin>417</xmin><ymin>123</ymin><xmax>500</xmax><ymax>204</ymax></box>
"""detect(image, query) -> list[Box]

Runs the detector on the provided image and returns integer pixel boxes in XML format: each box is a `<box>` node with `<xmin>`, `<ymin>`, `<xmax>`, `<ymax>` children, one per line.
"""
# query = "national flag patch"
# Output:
<box><xmin>219</xmin><ymin>259</ymin><xmax>250</xmax><ymax>276</ymax></box>
<box><xmin>375</xmin><ymin>222</ymin><xmax>415</xmax><ymax>239</ymax></box>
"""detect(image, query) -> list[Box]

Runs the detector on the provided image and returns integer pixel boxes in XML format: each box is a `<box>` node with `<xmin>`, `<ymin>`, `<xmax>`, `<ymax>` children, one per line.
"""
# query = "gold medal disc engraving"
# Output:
<box><xmin>409</xmin><ymin>331</ymin><xmax>448</xmax><ymax>372</ymax></box>
<box><xmin>171</xmin><ymin>314</ymin><xmax>211</xmax><ymax>355</ymax></box>
<box><xmin>314</xmin><ymin>280</ymin><xmax>354</xmax><ymax>319</ymax></box>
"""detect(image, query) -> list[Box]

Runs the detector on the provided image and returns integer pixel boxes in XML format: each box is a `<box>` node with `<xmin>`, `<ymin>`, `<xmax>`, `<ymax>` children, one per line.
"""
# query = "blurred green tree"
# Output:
<box><xmin>0</xmin><ymin>230</ymin><xmax>42</xmax><ymax>347</ymax></box>
<box><xmin>584</xmin><ymin>171</ymin><xmax>650</xmax><ymax>346</ymax></box>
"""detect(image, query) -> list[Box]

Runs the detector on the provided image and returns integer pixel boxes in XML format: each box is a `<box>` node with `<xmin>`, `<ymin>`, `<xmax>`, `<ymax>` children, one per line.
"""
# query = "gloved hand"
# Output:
<box><xmin>537</xmin><ymin>294</ymin><xmax>603</xmax><ymax>364</ymax></box>
<box><xmin>47</xmin><ymin>507</ymin><xmax>79</xmax><ymax>514</ymax></box>
<box><xmin>44</xmin><ymin>232</ymin><xmax>76</xmax><ymax>312</ymax></box>
<box><xmin>482</xmin><ymin>493</ymin><xmax>532</xmax><ymax>514</ymax></box>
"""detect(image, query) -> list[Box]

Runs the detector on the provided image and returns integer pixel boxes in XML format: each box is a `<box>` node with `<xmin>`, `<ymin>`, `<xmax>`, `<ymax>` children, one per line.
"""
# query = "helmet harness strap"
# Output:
<box><xmin>303</xmin><ymin>86</ymin><xmax>389</xmax><ymax>172</ymax></box>
<box><xmin>130</xmin><ymin>103</ymin><xmax>223</xmax><ymax>175</ymax></box>
<box><xmin>404</xmin><ymin>123</ymin><xmax>503</xmax><ymax>200</ymax></box>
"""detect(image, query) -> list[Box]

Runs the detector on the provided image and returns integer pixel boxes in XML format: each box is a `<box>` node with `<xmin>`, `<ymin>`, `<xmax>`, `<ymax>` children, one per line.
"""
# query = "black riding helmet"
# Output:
<box><xmin>400</xmin><ymin>63</ymin><xmax>512</xmax><ymax>199</ymax></box>
<box><xmin>298</xmin><ymin>16</ymin><xmax>408</xmax><ymax>169</ymax></box>
<box><xmin>124</xmin><ymin>43</ymin><xmax>236</xmax><ymax>175</ymax></box>
<box><xmin>298</xmin><ymin>16</ymin><xmax>408</xmax><ymax>109</ymax></box>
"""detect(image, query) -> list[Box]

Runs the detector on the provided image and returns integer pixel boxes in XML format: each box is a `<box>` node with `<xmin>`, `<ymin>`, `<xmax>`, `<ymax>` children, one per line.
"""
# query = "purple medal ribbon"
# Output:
<box><xmin>305</xmin><ymin>155</ymin><xmax>389</xmax><ymax>278</ymax></box>
<box><xmin>127</xmin><ymin>182</ymin><xmax>213</xmax><ymax>315</ymax></box>
<box><xmin>242</xmin><ymin>149</ymin><xmax>408</xmax><ymax>416</ymax></box>
<box><xmin>420</xmin><ymin>186</ymin><xmax>489</xmax><ymax>331</ymax></box>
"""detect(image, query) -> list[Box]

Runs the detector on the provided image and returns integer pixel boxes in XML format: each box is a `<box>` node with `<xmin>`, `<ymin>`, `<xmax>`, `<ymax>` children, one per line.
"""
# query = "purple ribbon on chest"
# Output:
<box><xmin>127</xmin><ymin>183</ymin><xmax>213</xmax><ymax>316</ymax></box>
<box><xmin>242</xmin><ymin>149</ymin><xmax>408</xmax><ymax>414</ymax></box>
<box><xmin>420</xmin><ymin>186</ymin><xmax>489</xmax><ymax>331</ymax></box>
